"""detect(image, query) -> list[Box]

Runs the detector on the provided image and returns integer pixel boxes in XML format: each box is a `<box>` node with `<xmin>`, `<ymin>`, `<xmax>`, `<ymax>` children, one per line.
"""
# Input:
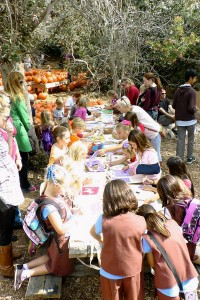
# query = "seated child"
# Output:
<box><xmin>110</xmin><ymin>140</ymin><xmax>136</xmax><ymax>167</ymax></box>
<box><xmin>123</xmin><ymin>129</ymin><xmax>161</xmax><ymax>182</ymax></box>
<box><xmin>68</xmin><ymin>117</ymin><xmax>95</xmax><ymax>147</ymax></box>
<box><xmin>104</xmin><ymin>90</ymin><xmax>118</xmax><ymax>110</ymax></box>
<box><xmin>99</xmin><ymin>122</ymin><xmax>131</xmax><ymax>156</ymax></box>
<box><xmin>53</xmin><ymin>98</ymin><xmax>67</xmax><ymax>125</ymax></box>
<box><xmin>73</xmin><ymin>97</ymin><xmax>87</xmax><ymax>121</ymax></box>
<box><xmin>14</xmin><ymin>165</ymin><xmax>74</xmax><ymax>290</ymax></box>
<box><xmin>48</xmin><ymin>126</ymin><xmax>70</xmax><ymax>166</ymax></box>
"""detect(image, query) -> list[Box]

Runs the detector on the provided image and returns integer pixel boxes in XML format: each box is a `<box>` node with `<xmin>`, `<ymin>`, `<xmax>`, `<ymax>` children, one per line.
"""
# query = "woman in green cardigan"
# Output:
<box><xmin>6</xmin><ymin>71</ymin><xmax>36</xmax><ymax>192</ymax></box>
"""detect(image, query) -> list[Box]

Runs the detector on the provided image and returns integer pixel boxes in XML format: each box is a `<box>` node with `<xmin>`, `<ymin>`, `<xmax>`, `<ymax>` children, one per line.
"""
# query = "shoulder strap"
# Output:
<box><xmin>35</xmin><ymin>197</ymin><xmax>62</xmax><ymax>218</ymax></box>
<box><xmin>147</xmin><ymin>232</ymin><xmax>183</xmax><ymax>292</ymax></box>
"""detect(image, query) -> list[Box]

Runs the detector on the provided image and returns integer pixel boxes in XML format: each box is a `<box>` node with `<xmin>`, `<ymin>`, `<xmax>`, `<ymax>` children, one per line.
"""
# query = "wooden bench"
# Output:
<box><xmin>25</xmin><ymin>247</ymin><xmax>62</xmax><ymax>299</ymax></box>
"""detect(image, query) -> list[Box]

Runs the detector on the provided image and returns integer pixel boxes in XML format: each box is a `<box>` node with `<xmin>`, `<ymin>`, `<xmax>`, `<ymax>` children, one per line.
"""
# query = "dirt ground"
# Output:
<box><xmin>0</xmin><ymin>92</ymin><xmax>200</xmax><ymax>300</ymax></box>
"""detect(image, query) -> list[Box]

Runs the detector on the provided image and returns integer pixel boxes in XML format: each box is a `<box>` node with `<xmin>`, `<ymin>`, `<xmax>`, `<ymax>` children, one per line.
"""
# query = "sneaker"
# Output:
<box><xmin>186</xmin><ymin>157</ymin><xmax>196</xmax><ymax>164</ymax></box>
<box><xmin>22</xmin><ymin>185</ymin><xmax>37</xmax><ymax>193</ymax></box>
<box><xmin>14</xmin><ymin>265</ymin><xmax>24</xmax><ymax>291</ymax></box>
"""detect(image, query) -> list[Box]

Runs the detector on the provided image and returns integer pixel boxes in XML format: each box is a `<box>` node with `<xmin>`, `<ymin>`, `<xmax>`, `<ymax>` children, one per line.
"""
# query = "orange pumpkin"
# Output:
<box><xmin>69</xmin><ymin>82</ymin><xmax>75</xmax><ymax>91</ymax></box>
<box><xmin>41</xmin><ymin>76</ymin><xmax>48</xmax><ymax>84</ymax></box>
<box><xmin>27</xmin><ymin>86</ymin><xmax>32</xmax><ymax>93</ymax></box>
<box><xmin>38</xmin><ymin>92</ymin><xmax>47</xmax><ymax>100</ymax></box>
<box><xmin>97</xmin><ymin>99</ymin><xmax>103</xmax><ymax>105</ymax></box>
<box><xmin>33</xmin><ymin>75</ymin><xmax>41</xmax><ymax>84</ymax></box>
<box><xmin>47</xmin><ymin>77</ymin><xmax>53</xmax><ymax>83</ymax></box>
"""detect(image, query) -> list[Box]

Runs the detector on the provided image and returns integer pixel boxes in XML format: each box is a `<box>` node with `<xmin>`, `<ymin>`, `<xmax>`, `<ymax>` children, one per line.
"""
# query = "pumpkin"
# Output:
<box><xmin>33</xmin><ymin>75</ymin><xmax>41</xmax><ymax>84</ymax></box>
<box><xmin>46</xmin><ymin>72</ymin><xmax>52</xmax><ymax>77</ymax></box>
<box><xmin>38</xmin><ymin>92</ymin><xmax>47</xmax><ymax>100</ymax></box>
<box><xmin>41</xmin><ymin>76</ymin><xmax>48</xmax><ymax>84</ymax></box>
<box><xmin>27</xmin><ymin>86</ymin><xmax>32</xmax><ymax>93</ymax></box>
<box><xmin>69</xmin><ymin>82</ymin><xmax>75</xmax><ymax>91</ymax></box>
<box><xmin>97</xmin><ymin>99</ymin><xmax>103</xmax><ymax>105</ymax></box>
<box><xmin>59</xmin><ymin>84</ymin><xmax>67</xmax><ymax>91</ymax></box>
<box><xmin>47</xmin><ymin>77</ymin><xmax>53</xmax><ymax>83</ymax></box>
<box><xmin>26</xmin><ymin>76</ymin><xmax>32</xmax><ymax>82</ymax></box>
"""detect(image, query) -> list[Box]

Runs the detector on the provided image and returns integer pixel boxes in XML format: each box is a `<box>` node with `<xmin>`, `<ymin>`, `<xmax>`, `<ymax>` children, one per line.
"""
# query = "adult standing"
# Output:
<box><xmin>5</xmin><ymin>71</ymin><xmax>36</xmax><ymax>192</ymax></box>
<box><xmin>114</xmin><ymin>97</ymin><xmax>162</xmax><ymax>163</ymax></box>
<box><xmin>143</xmin><ymin>73</ymin><xmax>162</xmax><ymax>120</ymax></box>
<box><xmin>172</xmin><ymin>69</ymin><xmax>198</xmax><ymax>164</ymax></box>
<box><xmin>121</xmin><ymin>78</ymin><xmax>140</xmax><ymax>105</ymax></box>
<box><xmin>0</xmin><ymin>96</ymin><xmax>24</xmax><ymax>277</ymax></box>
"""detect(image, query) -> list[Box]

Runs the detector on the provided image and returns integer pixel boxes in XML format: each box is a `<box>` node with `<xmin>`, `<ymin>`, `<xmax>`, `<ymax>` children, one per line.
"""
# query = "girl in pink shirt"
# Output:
<box><xmin>73</xmin><ymin>97</ymin><xmax>87</xmax><ymax>121</ymax></box>
<box><xmin>123</xmin><ymin>129</ymin><xmax>161</xmax><ymax>182</ymax></box>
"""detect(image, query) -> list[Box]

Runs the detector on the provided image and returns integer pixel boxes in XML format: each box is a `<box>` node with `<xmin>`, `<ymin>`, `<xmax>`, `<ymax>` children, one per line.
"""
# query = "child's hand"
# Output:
<box><xmin>122</xmin><ymin>165</ymin><xmax>129</xmax><ymax>172</ymax></box>
<box><xmin>4</xmin><ymin>121</ymin><xmax>14</xmax><ymax>136</ymax></box>
<box><xmin>98</xmin><ymin>149</ymin><xmax>106</xmax><ymax>156</ymax></box>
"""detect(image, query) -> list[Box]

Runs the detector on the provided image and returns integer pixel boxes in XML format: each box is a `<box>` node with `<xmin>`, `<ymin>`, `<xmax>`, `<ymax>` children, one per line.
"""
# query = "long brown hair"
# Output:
<box><xmin>166</xmin><ymin>156</ymin><xmax>194</xmax><ymax>197</ymax></box>
<box><xmin>137</xmin><ymin>204</ymin><xmax>171</xmax><ymax>237</ymax></box>
<box><xmin>103</xmin><ymin>179</ymin><xmax>138</xmax><ymax>217</ymax></box>
<box><xmin>128</xmin><ymin>129</ymin><xmax>152</xmax><ymax>153</ymax></box>
<box><xmin>124</xmin><ymin>112</ymin><xmax>140</xmax><ymax>128</ymax></box>
<box><xmin>143</xmin><ymin>72</ymin><xmax>162</xmax><ymax>90</ymax></box>
<box><xmin>5</xmin><ymin>71</ymin><xmax>25</xmax><ymax>101</ymax></box>
<box><xmin>157</xmin><ymin>175</ymin><xmax>192</xmax><ymax>207</ymax></box>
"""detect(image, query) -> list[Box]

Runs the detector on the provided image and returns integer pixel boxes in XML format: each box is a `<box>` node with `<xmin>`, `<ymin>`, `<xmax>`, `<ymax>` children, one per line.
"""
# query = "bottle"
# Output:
<box><xmin>29</xmin><ymin>219</ymin><xmax>48</xmax><ymax>243</ymax></box>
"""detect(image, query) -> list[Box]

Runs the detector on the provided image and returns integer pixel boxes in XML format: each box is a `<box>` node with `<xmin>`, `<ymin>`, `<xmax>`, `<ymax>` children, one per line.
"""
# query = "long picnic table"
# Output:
<box><xmin>68</xmin><ymin>108</ymin><xmax>162</xmax><ymax>259</ymax></box>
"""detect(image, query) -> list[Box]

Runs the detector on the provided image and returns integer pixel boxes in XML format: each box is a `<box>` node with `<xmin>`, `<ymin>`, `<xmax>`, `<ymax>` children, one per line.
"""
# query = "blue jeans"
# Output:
<box><xmin>147</xmin><ymin>110</ymin><xmax>158</xmax><ymax>121</ymax></box>
<box><xmin>150</xmin><ymin>133</ymin><xmax>162</xmax><ymax>161</ymax></box>
<box><xmin>176</xmin><ymin>124</ymin><xmax>196</xmax><ymax>160</ymax></box>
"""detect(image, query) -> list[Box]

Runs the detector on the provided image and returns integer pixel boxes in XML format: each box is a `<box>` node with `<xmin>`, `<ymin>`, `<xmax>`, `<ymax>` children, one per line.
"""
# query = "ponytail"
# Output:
<box><xmin>145</xmin><ymin>213</ymin><xmax>171</xmax><ymax>237</ymax></box>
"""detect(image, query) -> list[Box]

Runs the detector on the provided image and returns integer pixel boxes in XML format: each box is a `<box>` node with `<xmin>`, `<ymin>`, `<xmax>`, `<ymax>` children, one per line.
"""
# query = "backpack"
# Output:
<box><xmin>177</xmin><ymin>198</ymin><xmax>200</xmax><ymax>244</ymax></box>
<box><xmin>23</xmin><ymin>197</ymin><xmax>62</xmax><ymax>253</ymax></box>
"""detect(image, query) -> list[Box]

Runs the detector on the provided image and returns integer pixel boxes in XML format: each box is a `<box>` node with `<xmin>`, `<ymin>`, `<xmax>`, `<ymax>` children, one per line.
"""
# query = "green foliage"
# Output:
<box><xmin>29</xmin><ymin>151</ymin><xmax>48</xmax><ymax>172</ymax></box>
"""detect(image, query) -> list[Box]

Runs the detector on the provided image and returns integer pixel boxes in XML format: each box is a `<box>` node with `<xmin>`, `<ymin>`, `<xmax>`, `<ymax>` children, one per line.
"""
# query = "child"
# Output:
<box><xmin>14</xmin><ymin>164</ymin><xmax>74</xmax><ymax>290</ymax></box>
<box><xmin>166</xmin><ymin>156</ymin><xmax>194</xmax><ymax>196</ymax></box>
<box><xmin>90</xmin><ymin>179</ymin><xmax>146</xmax><ymax>300</ymax></box>
<box><xmin>48</xmin><ymin>126</ymin><xmax>70</xmax><ymax>166</ymax></box>
<box><xmin>157</xmin><ymin>175</ymin><xmax>198</xmax><ymax>263</ymax></box>
<box><xmin>136</xmin><ymin>83</ymin><xmax>146</xmax><ymax>107</ymax></box>
<box><xmin>68</xmin><ymin>117</ymin><xmax>95</xmax><ymax>147</ymax></box>
<box><xmin>137</xmin><ymin>204</ymin><xmax>198</xmax><ymax>300</ymax></box>
<box><xmin>29</xmin><ymin>95</ymin><xmax>36</xmax><ymax>124</ymax></box>
<box><xmin>40</xmin><ymin>110</ymin><xmax>54</xmax><ymax>156</ymax></box>
<box><xmin>73</xmin><ymin>97</ymin><xmax>87</xmax><ymax>121</ymax></box>
<box><xmin>99</xmin><ymin>122</ymin><xmax>131</xmax><ymax>156</ymax></box>
<box><xmin>124</xmin><ymin>112</ymin><xmax>145</xmax><ymax>132</ymax></box>
<box><xmin>110</xmin><ymin>140</ymin><xmax>136</xmax><ymax>167</ymax></box>
<box><xmin>123</xmin><ymin>129</ymin><xmax>161</xmax><ymax>182</ymax></box>
<box><xmin>65</xmin><ymin>141</ymin><xmax>92</xmax><ymax>194</ymax></box>
<box><xmin>53</xmin><ymin>98</ymin><xmax>66</xmax><ymax>125</ymax></box>
<box><xmin>105</xmin><ymin>90</ymin><xmax>118</xmax><ymax>109</ymax></box>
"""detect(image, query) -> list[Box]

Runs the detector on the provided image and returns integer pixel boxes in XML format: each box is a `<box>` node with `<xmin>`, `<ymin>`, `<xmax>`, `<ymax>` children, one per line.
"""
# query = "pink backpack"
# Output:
<box><xmin>23</xmin><ymin>197</ymin><xmax>61</xmax><ymax>253</ymax></box>
<box><xmin>177</xmin><ymin>198</ymin><xmax>200</xmax><ymax>244</ymax></box>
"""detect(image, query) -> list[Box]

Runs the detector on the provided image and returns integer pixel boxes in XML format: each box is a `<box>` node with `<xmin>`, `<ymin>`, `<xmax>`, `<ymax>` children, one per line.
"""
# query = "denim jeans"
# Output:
<box><xmin>150</xmin><ymin>133</ymin><xmax>162</xmax><ymax>162</ymax></box>
<box><xmin>147</xmin><ymin>110</ymin><xmax>158</xmax><ymax>121</ymax></box>
<box><xmin>176</xmin><ymin>124</ymin><xmax>196</xmax><ymax>160</ymax></box>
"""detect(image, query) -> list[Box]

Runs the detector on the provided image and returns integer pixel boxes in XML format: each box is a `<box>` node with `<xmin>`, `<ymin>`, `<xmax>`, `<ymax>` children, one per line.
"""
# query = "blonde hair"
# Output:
<box><xmin>0</xmin><ymin>92</ymin><xmax>10</xmax><ymax>111</ymax></box>
<box><xmin>122</xmin><ymin>143</ymin><xmax>135</xmax><ymax>156</ymax></box>
<box><xmin>41</xmin><ymin>109</ymin><xmax>52</xmax><ymax>126</ymax></box>
<box><xmin>107</xmin><ymin>90</ymin><xmax>116</xmax><ymax>98</ymax></box>
<box><xmin>56</xmin><ymin>97</ymin><xmax>64</xmax><ymax>106</ymax></box>
<box><xmin>42</xmin><ymin>164</ymin><xmax>72</xmax><ymax>196</ymax></box>
<box><xmin>116</xmin><ymin>96</ymin><xmax>131</xmax><ymax>107</ymax></box>
<box><xmin>68</xmin><ymin>141</ymin><xmax>87</xmax><ymax>161</ymax></box>
<box><xmin>139</xmin><ymin>84</ymin><xmax>146</xmax><ymax>93</ymax></box>
<box><xmin>78</xmin><ymin>97</ymin><xmax>87</xmax><ymax>108</ymax></box>
<box><xmin>5</xmin><ymin>71</ymin><xmax>25</xmax><ymax>101</ymax></box>
<box><xmin>71</xmin><ymin>117</ymin><xmax>86</xmax><ymax>130</ymax></box>
<box><xmin>121</xmin><ymin>78</ymin><xmax>134</xmax><ymax>85</ymax></box>
<box><xmin>116</xmin><ymin>122</ymin><xmax>131</xmax><ymax>133</ymax></box>
<box><xmin>63</xmin><ymin>160</ymin><xmax>83</xmax><ymax>195</ymax></box>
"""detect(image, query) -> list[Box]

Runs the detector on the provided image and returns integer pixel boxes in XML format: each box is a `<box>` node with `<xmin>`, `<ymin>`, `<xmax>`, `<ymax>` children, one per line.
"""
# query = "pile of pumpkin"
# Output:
<box><xmin>34</xmin><ymin>99</ymin><xmax>57</xmax><ymax>124</ymax></box>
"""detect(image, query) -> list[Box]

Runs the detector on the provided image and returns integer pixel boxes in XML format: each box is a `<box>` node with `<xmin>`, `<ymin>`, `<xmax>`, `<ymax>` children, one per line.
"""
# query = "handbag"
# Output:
<box><xmin>148</xmin><ymin>232</ymin><xmax>197</xmax><ymax>300</ymax></box>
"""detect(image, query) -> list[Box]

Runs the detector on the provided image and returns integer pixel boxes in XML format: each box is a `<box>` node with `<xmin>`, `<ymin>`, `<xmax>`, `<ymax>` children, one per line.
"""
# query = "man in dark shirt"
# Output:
<box><xmin>158</xmin><ymin>89</ymin><xmax>175</xmax><ymax>126</ymax></box>
<box><xmin>172</xmin><ymin>69</ymin><xmax>198</xmax><ymax>164</ymax></box>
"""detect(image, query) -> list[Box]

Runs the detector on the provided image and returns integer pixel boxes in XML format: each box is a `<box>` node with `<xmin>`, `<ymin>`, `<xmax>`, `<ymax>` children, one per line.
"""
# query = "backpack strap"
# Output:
<box><xmin>148</xmin><ymin>232</ymin><xmax>184</xmax><ymax>293</ymax></box>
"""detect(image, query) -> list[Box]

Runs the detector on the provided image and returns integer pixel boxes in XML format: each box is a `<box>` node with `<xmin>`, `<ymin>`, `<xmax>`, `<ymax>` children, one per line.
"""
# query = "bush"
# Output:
<box><xmin>29</xmin><ymin>151</ymin><xmax>49</xmax><ymax>171</ymax></box>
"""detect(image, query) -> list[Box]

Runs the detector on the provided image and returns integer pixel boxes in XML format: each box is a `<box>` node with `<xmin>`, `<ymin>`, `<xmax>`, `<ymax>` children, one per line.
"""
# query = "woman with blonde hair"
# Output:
<box><xmin>143</xmin><ymin>72</ymin><xmax>162</xmax><ymax>120</ymax></box>
<box><xmin>5</xmin><ymin>71</ymin><xmax>36</xmax><ymax>192</ymax></box>
<box><xmin>121</xmin><ymin>78</ymin><xmax>140</xmax><ymax>105</ymax></box>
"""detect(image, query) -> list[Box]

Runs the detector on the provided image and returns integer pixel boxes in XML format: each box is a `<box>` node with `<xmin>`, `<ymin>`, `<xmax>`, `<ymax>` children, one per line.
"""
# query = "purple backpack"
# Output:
<box><xmin>177</xmin><ymin>198</ymin><xmax>200</xmax><ymax>244</ymax></box>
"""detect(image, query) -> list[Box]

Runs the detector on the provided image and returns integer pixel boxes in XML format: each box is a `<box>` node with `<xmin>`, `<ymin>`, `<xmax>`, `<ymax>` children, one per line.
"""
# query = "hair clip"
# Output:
<box><xmin>122</xmin><ymin>120</ymin><xmax>131</xmax><ymax>126</ymax></box>
<box><xmin>123</xmin><ymin>140</ymin><xmax>129</xmax><ymax>149</ymax></box>
<box><xmin>46</xmin><ymin>164</ymin><xmax>58</xmax><ymax>184</ymax></box>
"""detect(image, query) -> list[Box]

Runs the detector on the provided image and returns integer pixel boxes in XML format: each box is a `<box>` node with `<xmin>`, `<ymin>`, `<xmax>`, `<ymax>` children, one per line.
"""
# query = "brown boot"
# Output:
<box><xmin>0</xmin><ymin>243</ymin><xmax>14</xmax><ymax>277</ymax></box>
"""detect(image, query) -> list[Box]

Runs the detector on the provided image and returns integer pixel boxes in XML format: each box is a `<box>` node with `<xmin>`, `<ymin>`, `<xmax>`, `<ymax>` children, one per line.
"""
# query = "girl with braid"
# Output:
<box><xmin>137</xmin><ymin>204</ymin><xmax>198</xmax><ymax>300</ymax></box>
